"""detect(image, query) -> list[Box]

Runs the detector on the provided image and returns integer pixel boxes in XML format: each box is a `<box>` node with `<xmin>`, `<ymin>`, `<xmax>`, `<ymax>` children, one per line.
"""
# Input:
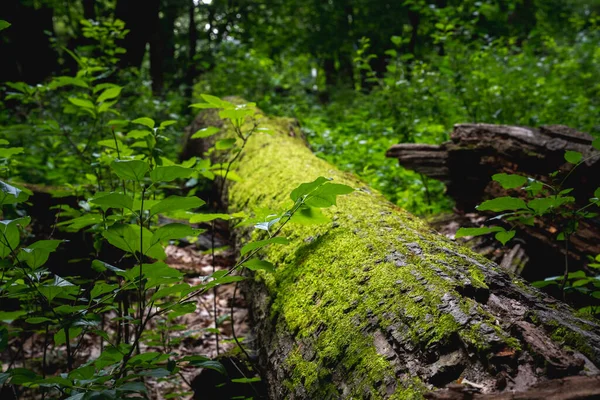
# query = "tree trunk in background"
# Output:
<box><xmin>185</xmin><ymin>0</ymin><xmax>198</xmax><ymax>100</ymax></box>
<box><xmin>160</xmin><ymin>0</ymin><xmax>178</xmax><ymax>83</ymax></box>
<box><xmin>408</xmin><ymin>9</ymin><xmax>420</xmax><ymax>56</ymax></box>
<box><xmin>115</xmin><ymin>0</ymin><xmax>160</xmax><ymax>69</ymax></box>
<box><xmin>184</xmin><ymin>106</ymin><xmax>600</xmax><ymax>399</ymax></box>
<box><xmin>82</xmin><ymin>0</ymin><xmax>96</xmax><ymax>20</ymax></box>
<box><xmin>149</xmin><ymin>0</ymin><xmax>164</xmax><ymax>94</ymax></box>
<box><xmin>0</xmin><ymin>0</ymin><xmax>57</xmax><ymax>83</ymax></box>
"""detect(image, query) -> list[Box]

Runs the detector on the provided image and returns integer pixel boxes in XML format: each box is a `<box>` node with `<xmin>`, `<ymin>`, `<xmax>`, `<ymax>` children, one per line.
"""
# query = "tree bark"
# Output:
<box><xmin>184</xmin><ymin>110</ymin><xmax>600</xmax><ymax>399</ymax></box>
<box><xmin>184</xmin><ymin>0</ymin><xmax>198</xmax><ymax>100</ymax></box>
<box><xmin>148</xmin><ymin>0</ymin><xmax>164</xmax><ymax>94</ymax></box>
<box><xmin>115</xmin><ymin>0</ymin><xmax>160</xmax><ymax>70</ymax></box>
<box><xmin>386</xmin><ymin>123</ymin><xmax>600</xmax><ymax>282</ymax></box>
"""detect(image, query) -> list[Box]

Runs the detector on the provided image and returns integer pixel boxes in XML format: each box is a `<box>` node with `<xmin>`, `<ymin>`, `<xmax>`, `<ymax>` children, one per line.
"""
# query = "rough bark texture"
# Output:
<box><xmin>386</xmin><ymin>124</ymin><xmax>600</xmax><ymax>282</ymax></box>
<box><xmin>184</xmin><ymin>112</ymin><xmax>600</xmax><ymax>399</ymax></box>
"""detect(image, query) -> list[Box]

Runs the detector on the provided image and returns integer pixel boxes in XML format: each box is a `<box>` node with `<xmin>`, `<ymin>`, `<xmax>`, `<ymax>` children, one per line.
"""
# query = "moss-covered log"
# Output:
<box><xmin>184</xmin><ymin>109</ymin><xmax>600</xmax><ymax>399</ymax></box>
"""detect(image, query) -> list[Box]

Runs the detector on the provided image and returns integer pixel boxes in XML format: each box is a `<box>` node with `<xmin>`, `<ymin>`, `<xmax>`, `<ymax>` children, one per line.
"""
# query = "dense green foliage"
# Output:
<box><xmin>192</xmin><ymin>1</ymin><xmax>600</xmax><ymax>214</ymax></box>
<box><xmin>1</xmin><ymin>0</ymin><xmax>600</xmax><ymax>397</ymax></box>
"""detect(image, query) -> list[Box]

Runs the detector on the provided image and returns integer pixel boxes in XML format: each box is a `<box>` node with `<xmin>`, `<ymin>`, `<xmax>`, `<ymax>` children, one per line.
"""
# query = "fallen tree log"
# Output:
<box><xmin>184</xmin><ymin>111</ymin><xmax>600</xmax><ymax>399</ymax></box>
<box><xmin>386</xmin><ymin>124</ymin><xmax>600</xmax><ymax>282</ymax></box>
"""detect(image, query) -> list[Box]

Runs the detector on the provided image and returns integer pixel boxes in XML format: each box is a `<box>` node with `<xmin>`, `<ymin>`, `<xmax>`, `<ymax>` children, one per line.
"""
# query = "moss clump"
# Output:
<box><xmin>549</xmin><ymin>323</ymin><xmax>595</xmax><ymax>360</ymax></box>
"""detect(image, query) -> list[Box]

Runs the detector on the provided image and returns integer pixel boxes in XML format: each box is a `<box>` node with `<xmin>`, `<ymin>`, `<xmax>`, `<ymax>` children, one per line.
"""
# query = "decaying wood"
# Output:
<box><xmin>386</xmin><ymin>125</ymin><xmax>599</xmax><ymax>209</ymax></box>
<box><xmin>184</xmin><ymin>112</ymin><xmax>600</xmax><ymax>399</ymax></box>
<box><xmin>425</xmin><ymin>375</ymin><xmax>600</xmax><ymax>399</ymax></box>
<box><xmin>386</xmin><ymin>124</ymin><xmax>600</xmax><ymax>281</ymax></box>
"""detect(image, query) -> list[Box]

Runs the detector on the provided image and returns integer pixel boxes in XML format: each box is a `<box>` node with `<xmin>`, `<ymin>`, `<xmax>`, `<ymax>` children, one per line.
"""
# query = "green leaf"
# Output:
<box><xmin>128</xmin><ymin>352</ymin><xmax>162</xmax><ymax>365</ymax></box>
<box><xmin>0</xmin><ymin>20</ymin><xmax>11</xmax><ymax>31</ymax></box>
<box><xmin>0</xmin><ymin>147</ymin><xmax>24</xmax><ymax>159</ymax></box>
<box><xmin>290</xmin><ymin>206</ymin><xmax>330</xmax><ymax>225</ymax></box>
<box><xmin>102</xmin><ymin>224</ymin><xmax>166</xmax><ymax>260</ymax></box>
<box><xmin>524</xmin><ymin>180</ymin><xmax>544</xmax><ymax>196</ymax></box>
<box><xmin>572</xmin><ymin>279</ymin><xmax>591</xmax><ymax>287</ymax></box>
<box><xmin>126</xmin><ymin>129</ymin><xmax>152</xmax><ymax>139</ymax></box>
<box><xmin>21</xmin><ymin>239</ymin><xmax>64</xmax><ymax>268</ymax></box>
<box><xmin>151</xmin><ymin>283</ymin><xmax>192</xmax><ymax>301</ymax></box>
<box><xmin>564</xmin><ymin>150</ymin><xmax>583</xmax><ymax>164</ymax></box>
<box><xmin>240</xmin><ymin>237</ymin><xmax>290</xmax><ymax>256</ymax></box>
<box><xmin>117</xmin><ymin>382</ymin><xmax>147</xmax><ymax>393</ymax></box>
<box><xmin>0</xmin><ymin>180</ymin><xmax>29</xmax><ymax>206</ymax></box>
<box><xmin>188</xmin><ymin>213</ymin><xmax>232</xmax><ymax>223</ymax></box>
<box><xmin>56</xmin><ymin>214</ymin><xmax>103</xmax><ymax>231</ymax></box>
<box><xmin>132</xmin><ymin>117</ymin><xmax>155</xmax><ymax>129</ymax></box>
<box><xmin>25</xmin><ymin>317</ymin><xmax>55</xmax><ymax>325</ymax></box>
<box><xmin>290</xmin><ymin>177</ymin><xmax>330</xmax><ymax>202</ymax></box>
<box><xmin>108</xmin><ymin>119</ymin><xmax>129</xmax><ymax>128</ymax></box>
<box><xmin>305</xmin><ymin>183</ymin><xmax>355</xmax><ymax>208</ymax></box>
<box><xmin>567</xmin><ymin>270</ymin><xmax>586</xmax><ymax>279</ymax></box>
<box><xmin>54</xmin><ymin>327</ymin><xmax>82</xmax><ymax>346</ymax></box>
<box><xmin>455</xmin><ymin>226</ymin><xmax>504</xmax><ymax>238</ymax></box>
<box><xmin>528</xmin><ymin>196</ymin><xmax>574</xmax><ymax>215</ymax></box>
<box><xmin>167</xmin><ymin>301</ymin><xmax>196</xmax><ymax>319</ymax></box>
<box><xmin>242</xmin><ymin>259</ymin><xmax>275</xmax><ymax>273</ymax></box>
<box><xmin>191</xmin><ymin>126</ymin><xmax>220</xmax><ymax>139</ymax></box>
<box><xmin>150</xmin><ymin>196</ymin><xmax>205</xmax><ymax>217</ymax></box>
<box><xmin>189</xmin><ymin>103</ymin><xmax>217</xmax><ymax>109</ymax></box>
<box><xmin>200</xmin><ymin>94</ymin><xmax>230</xmax><ymax>108</ymax></box>
<box><xmin>0</xmin><ymin>217</ymin><xmax>31</xmax><ymax>258</ymax></box>
<box><xmin>532</xmin><ymin>275</ymin><xmax>562</xmax><ymax>288</ymax></box>
<box><xmin>97</xmin><ymin>86</ymin><xmax>122</xmax><ymax>103</ymax></box>
<box><xmin>495</xmin><ymin>230</ymin><xmax>515</xmax><ymax>245</ymax></box>
<box><xmin>492</xmin><ymin>173</ymin><xmax>527</xmax><ymax>189</ymax></box>
<box><xmin>0</xmin><ymin>310</ymin><xmax>26</xmax><ymax>323</ymax></box>
<box><xmin>38</xmin><ymin>276</ymin><xmax>79</xmax><ymax>302</ymax></box>
<box><xmin>90</xmin><ymin>282</ymin><xmax>118</xmax><ymax>299</ymax></box>
<box><xmin>68</xmin><ymin>97</ymin><xmax>95</xmax><ymax>109</ymax></box>
<box><xmin>592</xmin><ymin>138</ymin><xmax>600</xmax><ymax>151</ymax></box>
<box><xmin>90</xmin><ymin>193</ymin><xmax>134</xmax><ymax>210</ymax></box>
<box><xmin>192</xmin><ymin>360</ymin><xmax>226</xmax><ymax>374</ymax></box>
<box><xmin>110</xmin><ymin>159</ymin><xmax>149</xmax><ymax>181</ymax></box>
<box><xmin>254</xmin><ymin>215</ymin><xmax>281</xmax><ymax>231</ymax></box>
<box><xmin>151</xmin><ymin>223</ymin><xmax>199</xmax><ymax>245</ymax></box>
<box><xmin>527</xmin><ymin>198</ymin><xmax>553</xmax><ymax>215</ymax></box>
<box><xmin>203</xmin><ymin>275</ymin><xmax>245</xmax><ymax>290</ymax></box>
<box><xmin>515</xmin><ymin>215</ymin><xmax>535</xmax><ymax>226</ymax></box>
<box><xmin>120</xmin><ymin>262</ymin><xmax>183</xmax><ymax>288</ymax></box>
<box><xmin>159</xmin><ymin>120</ymin><xmax>177</xmax><ymax>129</ymax></box>
<box><xmin>477</xmin><ymin>196</ymin><xmax>528</xmax><ymax>212</ymax></box>
<box><xmin>150</xmin><ymin>166</ymin><xmax>193</xmax><ymax>182</ymax></box>
<box><xmin>91</xmin><ymin>259</ymin><xmax>124</xmax><ymax>273</ymax></box>
<box><xmin>212</xmin><ymin>169</ymin><xmax>242</xmax><ymax>182</ymax></box>
<box><xmin>48</xmin><ymin>76</ymin><xmax>89</xmax><ymax>89</ymax></box>
<box><xmin>219</xmin><ymin>108</ymin><xmax>254</xmax><ymax>121</ymax></box>
<box><xmin>215</xmin><ymin>138</ymin><xmax>236</xmax><ymax>150</ymax></box>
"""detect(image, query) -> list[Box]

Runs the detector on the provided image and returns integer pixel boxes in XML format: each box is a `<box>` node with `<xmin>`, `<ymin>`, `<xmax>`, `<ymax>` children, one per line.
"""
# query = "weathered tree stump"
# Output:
<box><xmin>184</xmin><ymin>113</ymin><xmax>600</xmax><ymax>399</ymax></box>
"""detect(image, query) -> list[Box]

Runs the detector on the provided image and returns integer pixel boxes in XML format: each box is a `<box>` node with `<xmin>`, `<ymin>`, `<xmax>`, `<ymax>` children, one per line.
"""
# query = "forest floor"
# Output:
<box><xmin>149</xmin><ymin>235</ymin><xmax>251</xmax><ymax>399</ymax></box>
<box><xmin>0</xmin><ymin>226</ymin><xmax>252</xmax><ymax>400</ymax></box>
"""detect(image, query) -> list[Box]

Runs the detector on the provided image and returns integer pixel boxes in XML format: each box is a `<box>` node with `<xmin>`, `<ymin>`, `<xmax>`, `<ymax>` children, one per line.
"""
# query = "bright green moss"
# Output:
<box><xmin>549</xmin><ymin>323</ymin><xmax>594</xmax><ymax>360</ymax></box>
<box><xmin>222</xmin><ymin>111</ymin><xmax>519</xmax><ymax>397</ymax></box>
